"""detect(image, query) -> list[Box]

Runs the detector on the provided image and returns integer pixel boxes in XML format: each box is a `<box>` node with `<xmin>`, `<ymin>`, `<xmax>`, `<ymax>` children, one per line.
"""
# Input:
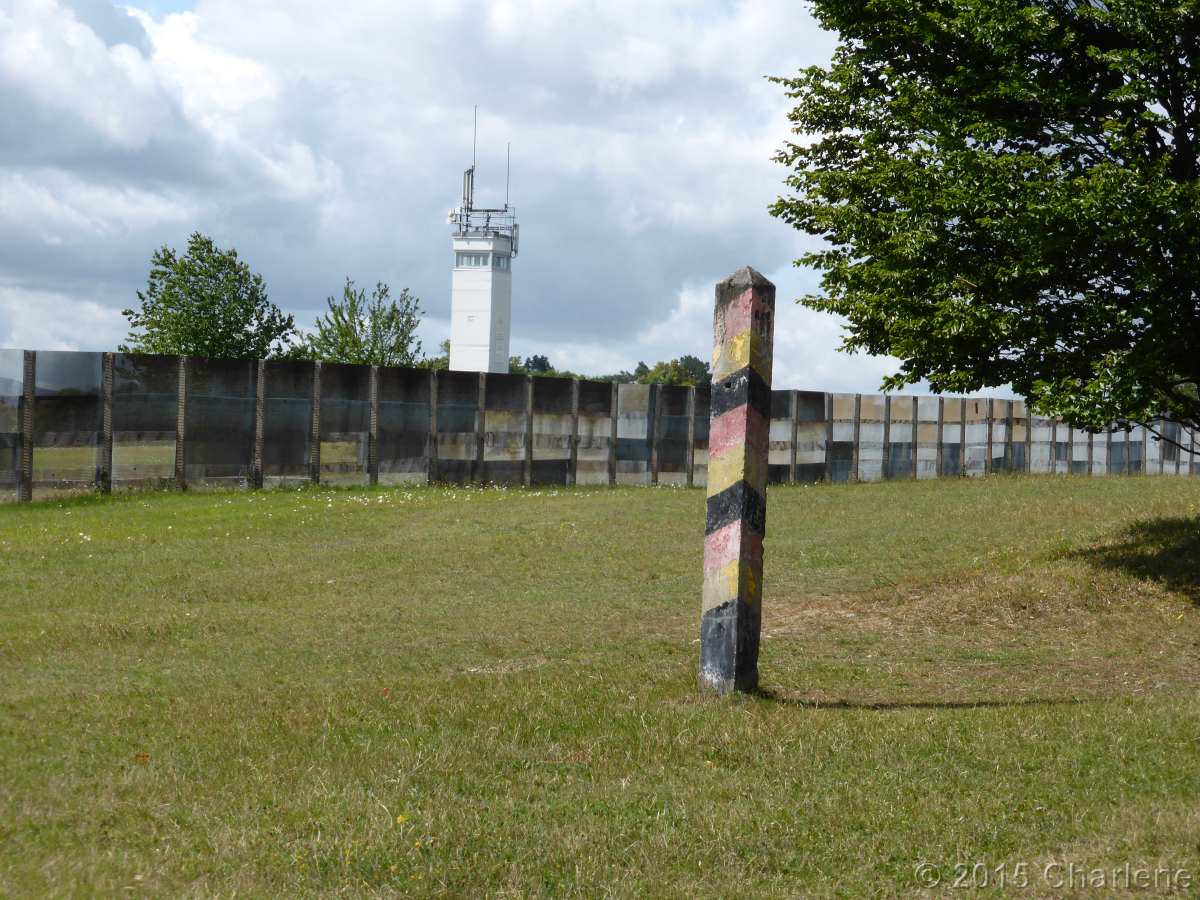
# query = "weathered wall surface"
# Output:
<box><xmin>1</xmin><ymin>349</ymin><xmax>1195</xmax><ymax>501</ymax></box>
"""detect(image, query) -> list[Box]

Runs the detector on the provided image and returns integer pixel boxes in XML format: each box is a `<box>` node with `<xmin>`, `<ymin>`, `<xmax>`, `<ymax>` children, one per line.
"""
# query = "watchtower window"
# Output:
<box><xmin>456</xmin><ymin>252</ymin><xmax>490</xmax><ymax>267</ymax></box>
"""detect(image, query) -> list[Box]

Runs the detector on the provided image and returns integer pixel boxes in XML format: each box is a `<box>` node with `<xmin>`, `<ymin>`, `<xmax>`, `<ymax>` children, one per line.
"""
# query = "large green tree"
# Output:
<box><xmin>772</xmin><ymin>0</ymin><xmax>1200</xmax><ymax>445</ymax></box>
<box><xmin>122</xmin><ymin>232</ymin><xmax>296</xmax><ymax>359</ymax></box>
<box><xmin>297</xmin><ymin>279</ymin><xmax>423</xmax><ymax>367</ymax></box>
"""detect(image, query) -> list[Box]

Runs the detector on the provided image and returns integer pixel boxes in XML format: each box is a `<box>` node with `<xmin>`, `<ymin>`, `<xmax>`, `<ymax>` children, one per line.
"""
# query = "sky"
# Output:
<box><xmin>0</xmin><ymin>0</ymin><xmax>906</xmax><ymax>391</ymax></box>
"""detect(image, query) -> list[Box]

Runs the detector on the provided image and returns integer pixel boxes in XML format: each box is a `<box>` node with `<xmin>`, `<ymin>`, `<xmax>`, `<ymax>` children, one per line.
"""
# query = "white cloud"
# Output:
<box><xmin>0</xmin><ymin>281</ymin><xmax>126</xmax><ymax>349</ymax></box>
<box><xmin>0</xmin><ymin>0</ymin><xmax>173</xmax><ymax>147</ymax></box>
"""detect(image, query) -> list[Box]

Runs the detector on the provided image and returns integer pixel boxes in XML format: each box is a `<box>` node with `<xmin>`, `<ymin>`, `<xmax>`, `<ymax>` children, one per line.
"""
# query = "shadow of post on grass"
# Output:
<box><xmin>1067</xmin><ymin>514</ymin><xmax>1200</xmax><ymax>605</ymax></box>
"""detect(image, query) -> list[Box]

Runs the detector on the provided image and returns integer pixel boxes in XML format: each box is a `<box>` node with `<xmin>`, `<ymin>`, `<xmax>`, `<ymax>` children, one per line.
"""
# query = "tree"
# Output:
<box><xmin>772</xmin><ymin>1</ymin><xmax>1200</xmax><ymax>444</ymax></box>
<box><xmin>637</xmin><ymin>354</ymin><xmax>711</xmax><ymax>386</ymax></box>
<box><xmin>420</xmin><ymin>340</ymin><xmax>451</xmax><ymax>371</ymax></box>
<box><xmin>296</xmin><ymin>279</ymin><xmax>423</xmax><ymax>367</ymax></box>
<box><xmin>122</xmin><ymin>232</ymin><xmax>296</xmax><ymax>359</ymax></box>
<box><xmin>523</xmin><ymin>354</ymin><xmax>553</xmax><ymax>375</ymax></box>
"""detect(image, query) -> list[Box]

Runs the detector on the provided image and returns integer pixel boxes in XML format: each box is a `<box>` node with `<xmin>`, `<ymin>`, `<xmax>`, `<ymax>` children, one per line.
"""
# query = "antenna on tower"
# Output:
<box><xmin>472</xmin><ymin>105</ymin><xmax>478</xmax><ymax>171</ymax></box>
<box><xmin>505</xmin><ymin>142</ymin><xmax>510</xmax><ymax>209</ymax></box>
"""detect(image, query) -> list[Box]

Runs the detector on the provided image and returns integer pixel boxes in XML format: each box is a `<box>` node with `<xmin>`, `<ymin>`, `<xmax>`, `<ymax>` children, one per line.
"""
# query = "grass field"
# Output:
<box><xmin>2</xmin><ymin>476</ymin><xmax>1199</xmax><ymax>896</ymax></box>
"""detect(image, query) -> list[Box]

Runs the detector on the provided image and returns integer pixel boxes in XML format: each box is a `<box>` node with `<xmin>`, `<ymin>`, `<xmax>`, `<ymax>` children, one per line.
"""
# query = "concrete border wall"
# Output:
<box><xmin>1</xmin><ymin>348</ymin><xmax>1195</xmax><ymax>501</ymax></box>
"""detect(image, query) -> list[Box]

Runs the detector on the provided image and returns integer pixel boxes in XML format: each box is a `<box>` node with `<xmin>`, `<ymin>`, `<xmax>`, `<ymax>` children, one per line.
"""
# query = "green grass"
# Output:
<box><xmin>2</xmin><ymin>476</ymin><xmax>1199</xmax><ymax>896</ymax></box>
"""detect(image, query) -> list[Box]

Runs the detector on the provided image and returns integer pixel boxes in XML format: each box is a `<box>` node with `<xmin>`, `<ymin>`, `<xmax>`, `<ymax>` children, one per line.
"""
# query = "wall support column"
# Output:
<box><xmin>174</xmin><ymin>356</ymin><xmax>187</xmax><ymax>491</ymax></box>
<box><xmin>18</xmin><ymin>351</ymin><xmax>34</xmax><ymax>502</ymax></box>
<box><xmin>851</xmin><ymin>393</ymin><xmax>862</xmax><ymax>482</ymax></box>
<box><xmin>959</xmin><ymin>400</ymin><xmax>967</xmax><ymax>476</ymax></box>
<box><xmin>608</xmin><ymin>382</ymin><xmax>618</xmax><ymax>486</ymax></box>
<box><xmin>252</xmin><ymin>360</ymin><xmax>266</xmax><ymax>490</ymax></box>
<box><xmin>649</xmin><ymin>383</ymin><xmax>661</xmax><ymax>486</ymax></box>
<box><xmin>475</xmin><ymin>372</ymin><xmax>486</xmax><ymax>484</ymax></box>
<box><xmin>309</xmin><ymin>362</ymin><xmax>322</xmax><ymax>485</ymax></box>
<box><xmin>368</xmin><ymin>365</ymin><xmax>380</xmax><ymax>486</ymax></box>
<box><xmin>985</xmin><ymin>398</ymin><xmax>994</xmax><ymax>476</ymax></box>
<box><xmin>823</xmin><ymin>393</ymin><xmax>834</xmax><ymax>483</ymax></box>
<box><xmin>568</xmin><ymin>379</ymin><xmax>580</xmax><ymax>487</ymax></box>
<box><xmin>910</xmin><ymin>396</ymin><xmax>919</xmax><ymax>479</ymax></box>
<box><xmin>788</xmin><ymin>390</ymin><xmax>799</xmax><ymax>483</ymax></box>
<box><xmin>1004</xmin><ymin>400</ymin><xmax>1015</xmax><ymax>473</ymax></box>
<box><xmin>882</xmin><ymin>394</ymin><xmax>892</xmax><ymax>480</ymax></box>
<box><xmin>685</xmin><ymin>385</ymin><xmax>697</xmax><ymax>488</ymax></box>
<box><xmin>935</xmin><ymin>397</ymin><xmax>945</xmax><ymax>477</ymax></box>
<box><xmin>427</xmin><ymin>370</ymin><xmax>439</xmax><ymax>483</ymax></box>
<box><xmin>99</xmin><ymin>352</ymin><xmax>114</xmax><ymax>494</ymax></box>
<box><xmin>700</xmin><ymin>266</ymin><xmax>774</xmax><ymax>696</ymax></box>
<box><xmin>523</xmin><ymin>375</ymin><xmax>534</xmax><ymax>488</ymax></box>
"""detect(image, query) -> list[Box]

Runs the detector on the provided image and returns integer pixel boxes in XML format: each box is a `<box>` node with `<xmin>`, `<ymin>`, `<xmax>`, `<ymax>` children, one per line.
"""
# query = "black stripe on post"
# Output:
<box><xmin>710</xmin><ymin>366</ymin><xmax>770</xmax><ymax>421</ymax></box>
<box><xmin>705</xmin><ymin>480</ymin><xmax>767</xmax><ymax>537</ymax></box>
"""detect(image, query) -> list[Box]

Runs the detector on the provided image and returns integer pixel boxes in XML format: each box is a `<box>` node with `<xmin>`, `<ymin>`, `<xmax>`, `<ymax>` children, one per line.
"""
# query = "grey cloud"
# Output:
<box><xmin>0</xmin><ymin>1</ymin><xmax>903</xmax><ymax>389</ymax></box>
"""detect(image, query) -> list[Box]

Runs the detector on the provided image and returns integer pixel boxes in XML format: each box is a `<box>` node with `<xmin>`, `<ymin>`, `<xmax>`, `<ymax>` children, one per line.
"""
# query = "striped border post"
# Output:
<box><xmin>700</xmin><ymin>267</ymin><xmax>775</xmax><ymax>696</ymax></box>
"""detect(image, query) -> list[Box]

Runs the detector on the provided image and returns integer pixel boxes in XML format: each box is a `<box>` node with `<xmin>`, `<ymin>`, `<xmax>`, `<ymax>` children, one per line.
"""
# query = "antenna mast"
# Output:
<box><xmin>505</xmin><ymin>142</ymin><xmax>510</xmax><ymax>209</ymax></box>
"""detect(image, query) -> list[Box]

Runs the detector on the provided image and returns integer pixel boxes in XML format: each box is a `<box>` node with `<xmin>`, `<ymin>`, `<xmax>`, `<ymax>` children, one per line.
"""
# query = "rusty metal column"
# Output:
<box><xmin>823</xmin><ymin>393</ymin><xmax>834</xmax><ymax>483</ymax></box>
<box><xmin>910</xmin><ymin>396</ymin><xmax>919</xmax><ymax>479</ymax></box>
<box><xmin>608</xmin><ymin>382</ymin><xmax>618</xmax><ymax>486</ymax></box>
<box><xmin>685</xmin><ymin>385</ymin><xmax>697</xmax><ymax>488</ymax></box>
<box><xmin>1004</xmin><ymin>400</ymin><xmax>1015</xmax><ymax>473</ymax></box>
<box><xmin>851</xmin><ymin>393</ymin><xmax>862</xmax><ymax>482</ymax></box>
<box><xmin>700</xmin><ymin>266</ymin><xmax>774</xmax><ymax>696</ymax></box>
<box><xmin>649</xmin><ymin>383</ymin><xmax>661</xmax><ymax>486</ymax></box>
<box><xmin>788</xmin><ymin>390</ymin><xmax>799</xmax><ymax>483</ymax></box>
<box><xmin>935</xmin><ymin>397</ymin><xmax>945</xmax><ymax>477</ymax></box>
<box><xmin>985</xmin><ymin>398</ymin><xmax>994</xmax><ymax>476</ymax></box>
<box><xmin>568</xmin><ymin>379</ymin><xmax>580</xmax><ymax>487</ymax></box>
<box><xmin>368</xmin><ymin>365</ymin><xmax>380</xmax><ymax>486</ymax></box>
<box><xmin>309</xmin><ymin>362</ymin><xmax>322</xmax><ymax>485</ymax></box>
<box><xmin>174</xmin><ymin>356</ymin><xmax>187</xmax><ymax>491</ymax></box>
<box><xmin>959</xmin><ymin>400</ymin><xmax>967</xmax><ymax>476</ymax></box>
<box><xmin>475</xmin><ymin>372</ymin><xmax>487</xmax><ymax>484</ymax></box>
<box><xmin>427</xmin><ymin>370</ymin><xmax>439</xmax><ymax>483</ymax></box>
<box><xmin>882</xmin><ymin>394</ymin><xmax>892</xmax><ymax>480</ymax></box>
<box><xmin>18</xmin><ymin>351</ymin><xmax>34</xmax><ymax>502</ymax></box>
<box><xmin>252</xmin><ymin>359</ymin><xmax>266</xmax><ymax>490</ymax></box>
<box><xmin>99</xmin><ymin>352</ymin><xmax>114</xmax><ymax>494</ymax></box>
<box><xmin>523</xmin><ymin>375</ymin><xmax>534</xmax><ymax>488</ymax></box>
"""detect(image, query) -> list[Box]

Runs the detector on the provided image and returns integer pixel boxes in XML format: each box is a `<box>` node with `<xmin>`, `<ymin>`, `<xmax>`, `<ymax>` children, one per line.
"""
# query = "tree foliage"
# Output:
<box><xmin>122</xmin><ymin>232</ymin><xmax>296</xmax><ymax>359</ymax></box>
<box><xmin>296</xmin><ymin>279</ymin><xmax>423</xmax><ymax>367</ymax></box>
<box><xmin>772</xmin><ymin>0</ymin><xmax>1200</xmax><ymax>440</ymax></box>
<box><xmin>637</xmin><ymin>354</ymin><xmax>711</xmax><ymax>386</ymax></box>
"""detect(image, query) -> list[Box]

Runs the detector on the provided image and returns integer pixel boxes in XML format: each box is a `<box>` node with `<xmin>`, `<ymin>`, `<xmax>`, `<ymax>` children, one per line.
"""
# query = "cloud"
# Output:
<box><xmin>0</xmin><ymin>0</ymin><xmax>907</xmax><ymax>390</ymax></box>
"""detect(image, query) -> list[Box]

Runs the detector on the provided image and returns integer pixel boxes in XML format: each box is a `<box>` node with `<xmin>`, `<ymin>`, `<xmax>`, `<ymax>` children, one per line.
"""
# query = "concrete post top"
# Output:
<box><xmin>718</xmin><ymin>266</ymin><xmax>774</xmax><ymax>291</ymax></box>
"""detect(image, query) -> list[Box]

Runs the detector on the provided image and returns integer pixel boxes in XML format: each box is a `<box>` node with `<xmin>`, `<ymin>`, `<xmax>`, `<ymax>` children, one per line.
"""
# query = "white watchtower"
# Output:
<box><xmin>447</xmin><ymin>163</ymin><xmax>519</xmax><ymax>373</ymax></box>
